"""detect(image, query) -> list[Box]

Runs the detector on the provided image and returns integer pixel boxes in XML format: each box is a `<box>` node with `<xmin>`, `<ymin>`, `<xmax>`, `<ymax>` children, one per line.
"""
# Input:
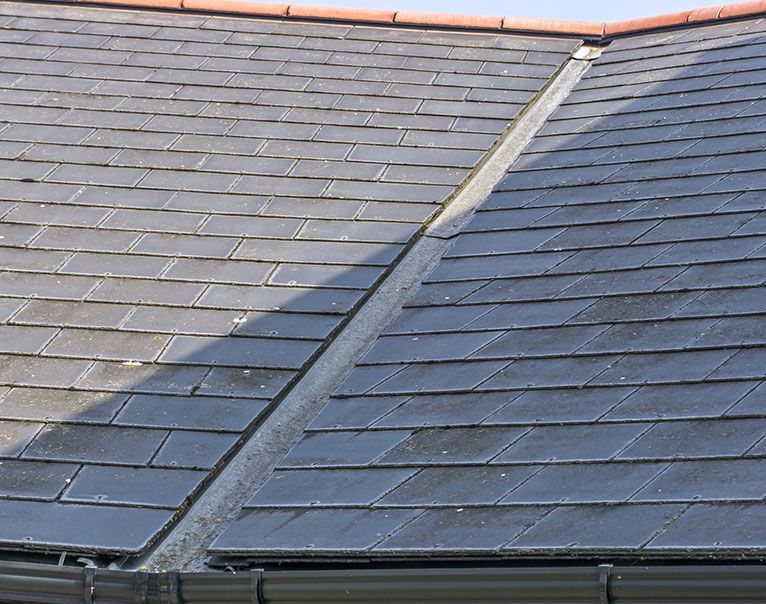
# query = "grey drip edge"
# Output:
<box><xmin>130</xmin><ymin>47</ymin><xmax>600</xmax><ymax>573</ymax></box>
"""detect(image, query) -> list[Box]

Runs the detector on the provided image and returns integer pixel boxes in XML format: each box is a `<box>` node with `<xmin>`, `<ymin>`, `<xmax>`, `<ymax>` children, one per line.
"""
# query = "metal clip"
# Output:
<box><xmin>598</xmin><ymin>564</ymin><xmax>613</xmax><ymax>604</ymax></box>
<box><xmin>250</xmin><ymin>569</ymin><xmax>264</xmax><ymax>604</ymax></box>
<box><xmin>83</xmin><ymin>566</ymin><xmax>96</xmax><ymax>604</ymax></box>
<box><xmin>133</xmin><ymin>569</ymin><xmax>149</xmax><ymax>604</ymax></box>
<box><xmin>159</xmin><ymin>569</ymin><xmax>180</xmax><ymax>604</ymax></box>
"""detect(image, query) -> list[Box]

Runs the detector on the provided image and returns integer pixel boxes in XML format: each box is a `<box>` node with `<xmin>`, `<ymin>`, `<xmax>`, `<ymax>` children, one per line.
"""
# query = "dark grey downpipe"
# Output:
<box><xmin>1</xmin><ymin>562</ymin><xmax>765</xmax><ymax>603</ymax></box>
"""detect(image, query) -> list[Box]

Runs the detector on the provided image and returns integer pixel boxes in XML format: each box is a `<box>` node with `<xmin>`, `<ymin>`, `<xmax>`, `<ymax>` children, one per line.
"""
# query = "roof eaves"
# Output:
<box><xmin>48</xmin><ymin>0</ymin><xmax>766</xmax><ymax>38</ymax></box>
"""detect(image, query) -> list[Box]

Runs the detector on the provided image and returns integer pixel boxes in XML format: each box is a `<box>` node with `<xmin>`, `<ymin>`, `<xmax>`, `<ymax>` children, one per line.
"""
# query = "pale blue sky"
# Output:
<box><xmin>294</xmin><ymin>0</ymin><xmax>714</xmax><ymax>22</ymax></box>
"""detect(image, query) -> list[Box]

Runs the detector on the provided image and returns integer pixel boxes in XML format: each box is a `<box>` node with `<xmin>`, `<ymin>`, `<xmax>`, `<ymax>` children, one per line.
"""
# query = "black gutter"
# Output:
<box><xmin>1</xmin><ymin>562</ymin><xmax>766</xmax><ymax>603</ymax></box>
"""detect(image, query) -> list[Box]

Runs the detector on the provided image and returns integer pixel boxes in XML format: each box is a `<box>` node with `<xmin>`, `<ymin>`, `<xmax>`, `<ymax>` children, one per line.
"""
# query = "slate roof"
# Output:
<box><xmin>0</xmin><ymin>1</ymin><xmax>579</xmax><ymax>555</ymax></box>
<box><xmin>211</xmin><ymin>16</ymin><xmax>766</xmax><ymax>560</ymax></box>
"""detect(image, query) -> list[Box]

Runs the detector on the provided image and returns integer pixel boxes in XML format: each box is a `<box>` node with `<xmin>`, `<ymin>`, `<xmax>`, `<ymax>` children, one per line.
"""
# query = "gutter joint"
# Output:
<box><xmin>251</xmin><ymin>568</ymin><xmax>265</xmax><ymax>603</ymax></box>
<box><xmin>598</xmin><ymin>563</ymin><xmax>613</xmax><ymax>604</ymax></box>
<box><xmin>83</xmin><ymin>566</ymin><xmax>96</xmax><ymax>604</ymax></box>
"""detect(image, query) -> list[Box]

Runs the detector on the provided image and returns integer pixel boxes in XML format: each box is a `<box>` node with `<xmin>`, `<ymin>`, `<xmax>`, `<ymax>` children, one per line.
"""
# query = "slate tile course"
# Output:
<box><xmin>216</xmin><ymin>15</ymin><xmax>766</xmax><ymax>561</ymax></box>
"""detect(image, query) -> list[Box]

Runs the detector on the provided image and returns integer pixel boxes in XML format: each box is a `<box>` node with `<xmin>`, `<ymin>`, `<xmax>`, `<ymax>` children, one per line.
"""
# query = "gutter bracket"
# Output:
<box><xmin>598</xmin><ymin>564</ymin><xmax>613</xmax><ymax>604</ymax></box>
<box><xmin>251</xmin><ymin>568</ymin><xmax>264</xmax><ymax>603</ymax></box>
<box><xmin>159</xmin><ymin>569</ymin><xmax>181</xmax><ymax>604</ymax></box>
<box><xmin>134</xmin><ymin>569</ymin><xmax>149</xmax><ymax>604</ymax></box>
<box><xmin>83</xmin><ymin>566</ymin><xmax>96</xmax><ymax>604</ymax></box>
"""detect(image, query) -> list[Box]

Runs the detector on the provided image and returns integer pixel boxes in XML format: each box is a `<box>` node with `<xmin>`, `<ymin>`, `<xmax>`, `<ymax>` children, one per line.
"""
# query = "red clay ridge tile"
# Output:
<box><xmin>95</xmin><ymin>0</ymin><xmax>182</xmax><ymax>7</ymax></box>
<box><xmin>687</xmin><ymin>5</ymin><xmax>724</xmax><ymax>21</ymax></box>
<box><xmin>181</xmin><ymin>0</ymin><xmax>288</xmax><ymax>15</ymax></box>
<box><xmin>719</xmin><ymin>0</ymin><xmax>766</xmax><ymax>18</ymax></box>
<box><xmin>502</xmin><ymin>17</ymin><xmax>604</xmax><ymax>37</ymax></box>
<box><xmin>289</xmin><ymin>5</ymin><xmax>394</xmax><ymax>22</ymax></box>
<box><xmin>604</xmin><ymin>10</ymin><xmax>692</xmax><ymax>36</ymax></box>
<box><xmin>394</xmin><ymin>10</ymin><xmax>503</xmax><ymax>29</ymax></box>
<box><xmin>24</xmin><ymin>0</ymin><xmax>766</xmax><ymax>38</ymax></box>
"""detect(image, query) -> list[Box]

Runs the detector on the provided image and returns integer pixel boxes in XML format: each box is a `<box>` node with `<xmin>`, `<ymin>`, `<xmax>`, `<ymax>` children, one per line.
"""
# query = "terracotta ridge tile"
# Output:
<box><xmin>719</xmin><ymin>0</ymin><xmax>766</xmax><ymax>18</ymax></box>
<box><xmin>604</xmin><ymin>10</ymin><xmax>693</xmax><ymax>36</ymax></box>
<box><xmin>181</xmin><ymin>0</ymin><xmax>288</xmax><ymax>16</ymax></box>
<box><xmin>394</xmin><ymin>10</ymin><xmax>503</xmax><ymax>29</ymax></box>
<box><xmin>288</xmin><ymin>4</ymin><xmax>395</xmax><ymax>22</ymax></box>
<box><xmin>24</xmin><ymin>1</ymin><xmax>766</xmax><ymax>39</ymax></box>
<box><xmin>93</xmin><ymin>0</ymin><xmax>182</xmax><ymax>8</ymax></box>
<box><xmin>501</xmin><ymin>16</ymin><xmax>605</xmax><ymax>37</ymax></box>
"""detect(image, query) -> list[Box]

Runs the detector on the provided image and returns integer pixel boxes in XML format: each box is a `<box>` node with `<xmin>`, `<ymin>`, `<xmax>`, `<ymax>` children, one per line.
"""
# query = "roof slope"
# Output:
<box><xmin>211</xmin><ymin>16</ymin><xmax>766</xmax><ymax>560</ymax></box>
<box><xmin>0</xmin><ymin>1</ymin><xmax>578</xmax><ymax>555</ymax></box>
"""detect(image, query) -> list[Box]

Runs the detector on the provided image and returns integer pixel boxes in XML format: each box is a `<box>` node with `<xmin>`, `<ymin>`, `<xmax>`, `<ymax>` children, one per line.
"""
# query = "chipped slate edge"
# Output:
<box><xmin>131</xmin><ymin>46</ymin><xmax>600</xmax><ymax>573</ymax></box>
<box><xmin>25</xmin><ymin>0</ymin><xmax>766</xmax><ymax>39</ymax></box>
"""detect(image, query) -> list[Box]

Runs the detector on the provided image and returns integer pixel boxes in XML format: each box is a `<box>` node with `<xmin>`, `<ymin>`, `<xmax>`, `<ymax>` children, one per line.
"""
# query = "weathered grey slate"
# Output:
<box><xmin>212</xmin><ymin>15</ymin><xmax>766</xmax><ymax>560</ymax></box>
<box><xmin>0</xmin><ymin>1</ymin><xmax>577</xmax><ymax>554</ymax></box>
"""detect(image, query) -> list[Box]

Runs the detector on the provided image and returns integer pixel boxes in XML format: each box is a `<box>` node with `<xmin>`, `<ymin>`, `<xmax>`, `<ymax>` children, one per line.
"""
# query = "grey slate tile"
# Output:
<box><xmin>62</xmin><ymin>252</ymin><xmax>170</xmax><ymax>279</ymax></box>
<box><xmin>0</xmin><ymin>459</ymin><xmax>77</xmax><ymax>500</ymax></box>
<box><xmin>379</xmin><ymin>465</ymin><xmax>540</xmax><ymax>506</ymax></box>
<box><xmin>371</xmin><ymin>361</ymin><xmax>508</xmax><ymax>394</ymax></box>
<box><xmin>502</xmin><ymin>462</ymin><xmax>667</xmax><ymax>504</ymax></box>
<box><xmin>196</xmin><ymin>284</ymin><xmax>362</xmax><ymax>314</ymax></box>
<box><xmin>481</xmin><ymin>356</ymin><xmax>618</xmax><ymax>390</ymax></box>
<box><xmin>159</xmin><ymin>334</ymin><xmax>318</xmax><ymax>370</ymax></box>
<box><xmin>633</xmin><ymin>459</ymin><xmax>766</xmax><ymax>502</ymax></box>
<box><xmin>163</xmin><ymin>258</ymin><xmax>272</xmax><ymax>285</ymax></box>
<box><xmin>377</xmin><ymin>427</ymin><xmax>527</xmax><ymax>465</ymax></box>
<box><xmin>591</xmin><ymin>350</ymin><xmax>735</xmax><ymax>385</ymax></box>
<box><xmin>508</xmin><ymin>504</ymin><xmax>684</xmax><ymax>550</ymax></box>
<box><xmin>568</xmin><ymin>292</ymin><xmax>700</xmax><ymax>324</ymax></box>
<box><xmin>468</xmin><ymin>299</ymin><xmax>596</xmax><ymax>330</ymax></box>
<box><xmin>606</xmin><ymin>381</ymin><xmax>757</xmax><ymax>421</ymax></box>
<box><xmin>152</xmin><ymin>430</ymin><xmax>238</xmax><ymax>470</ymax></box>
<box><xmin>488</xmin><ymin>387</ymin><xmax>635</xmax><ymax>424</ymax></box>
<box><xmin>122</xmin><ymin>306</ymin><xmax>240</xmax><ymax>336</ymax></box>
<box><xmin>727</xmin><ymin>381</ymin><xmax>766</xmax><ymax>416</ymax></box>
<box><xmin>0</xmin><ymin>354</ymin><xmax>92</xmax><ymax>388</ymax></box>
<box><xmin>12</xmin><ymin>300</ymin><xmax>133</xmax><ymax>329</ymax></box>
<box><xmin>209</xmin><ymin>508</ymin><xmax>420</xmax><ymax>554</ymax></box>
<box><xmin>376</xmin><ymin>507</ymin><xmax>548</xmax><ymax>552</ymax></box>
<box><xmin>709</xmin><ymin>347</ymin><xmax>766</xmax><ymax>380</ymax></box>
<box><xmin>197</xmin><ymin>367</ymin><xmax>295</xmax><ymax>399</ymax></box>
<box><xmin>270</xmin><ymin>263</ymin><xmax>384</xmax><ymax>289</ymax></box>
<box><xmin>246</xmin><ymin>468</ymin><xmax>415</xmax><ymax>507</ymax></box>
<box><xmin>362</xmin><ymin>332</ymin><xmax>502</xmax><ymax>364</ymax></box>
<box><xmin>471</xmin><ymin>325</ymin><xmax>606</xmax><ymax>359</ymax></box>
<box><xmin>384</xmin><ymin>305</ymin><xmax>494</xmax><ymax>334</ymax></box>
<box><xmin>115</xmin><ymin>394</ymin><xmax>266</xmax><ymax>432</ymax></box>
<box><xmin>77</xmin><ymin>361</ymin><xmax>208</xmax><ymax>395</ymax></box>
<box><xmin>24</xmin><ymin>424</ymin><xmax>166</xmax><ymax>465</ymax></box>
<box><xmin>494</xmin><ymin>423</ymin><xmax>650</xmax><ymax>463</ymax></box>
<box><xmin>0</xmin><ymin>387</ymin><xmax>128</xmax><ymax>423</ymax></box>
<box><xmin>89</xmin><ymin>278</ymin><xmax>206</xmax><ymax>306</ymax></box>
<box><xmin>0</xmin><ymin>420</ymin><xmax>42</xmax><ymax>457</ymax></box>
<box><xmin>0</xmin><ymin>499</ymin><xmax>173</xmax><ymax>554</ymax></box>
<box><xmin>32</xmin><ymin>226</ymin><xmax>140</xmax><ymax>252</ymax></box>
<box><xmin>62</xmin><ymin>466</ymin><xmax>206</xmax><ymax>508</ymax></box>
<box><xmin>617</xmin><ymin>419</ymin><xmax>766</xmax><ymax>460</ymax></box>
<box><xmin>280</xmin><ymin>430</ymin><xmax>411</xmax><ymax>468</ymax></box>
<box><xmin>0</xmin><ymin>325</ymin><xmax>57</xmax><ymax>354</ymax></box>
<box><xmin>308</xmin><ymin>396</ymin><xmax>409</xmax><ymax>430</ymax></box>
<box><xmin>43</xmin><ymin>328</ymin><xmax>170</xmax><ymax>362</ymax></box>
<box><xmin>579</xmin><ymin>319</ymin><xmax>716</xmax><ymax>354</ymax></box>
<box><xmin>647</xmin><ymin>503</ymin><xmax>766</xmax><ymax>550</ymax></box>
<box><xmin>233</xmin><ymin>311</ymin><xmax>340</xmax><ymax>340</ymax></box>
<box><xmin>373</xmin><ymin>392</ymin><xmax>512</xmax><ymax>428</ymax></box>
